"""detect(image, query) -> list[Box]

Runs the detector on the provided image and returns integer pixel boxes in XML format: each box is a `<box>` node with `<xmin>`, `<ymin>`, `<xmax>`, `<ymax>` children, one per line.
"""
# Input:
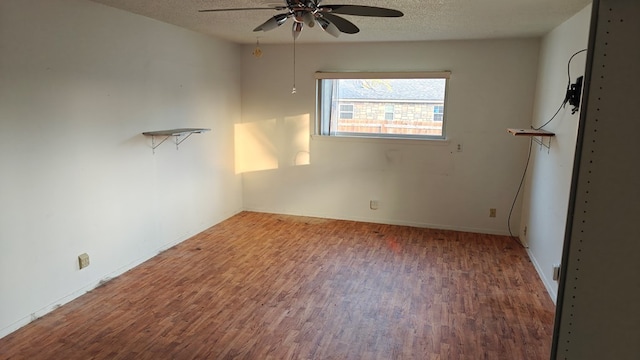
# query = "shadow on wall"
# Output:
<box><xmin>234</xmin><ymin>114</ymin><xmax>310</xmax><ymax>174</ymax></box>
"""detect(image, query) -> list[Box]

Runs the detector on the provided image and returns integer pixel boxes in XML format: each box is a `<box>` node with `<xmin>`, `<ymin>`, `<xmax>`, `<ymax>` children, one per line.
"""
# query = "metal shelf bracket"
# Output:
<box><xmin>507</xmin><ymin>128</ymin><xmax>555</xmax><ymax>153</ymax></box>
<box><xmin>142</xmin><ymin>128</ymin><xmax>211</xmax><ymax>154</ymax></box>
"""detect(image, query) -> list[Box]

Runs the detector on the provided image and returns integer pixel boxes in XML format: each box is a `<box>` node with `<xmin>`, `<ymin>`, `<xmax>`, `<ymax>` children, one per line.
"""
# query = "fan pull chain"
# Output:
<box><xmin>292</xmin><ymin>36</ymin><xmax>297</xmax><ymax>94</ymax></box>
<box><xmin>252</xmin><ymin>37</ymin><xmax>263</xmax><ymax>58</ymax></box>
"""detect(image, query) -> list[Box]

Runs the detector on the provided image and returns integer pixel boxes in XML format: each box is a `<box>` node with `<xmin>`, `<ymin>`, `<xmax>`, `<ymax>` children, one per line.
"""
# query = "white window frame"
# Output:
<box><xmin>315</xmin><ymin>71</ymin><xmax>450</xmax><ymax>140</ymax></box>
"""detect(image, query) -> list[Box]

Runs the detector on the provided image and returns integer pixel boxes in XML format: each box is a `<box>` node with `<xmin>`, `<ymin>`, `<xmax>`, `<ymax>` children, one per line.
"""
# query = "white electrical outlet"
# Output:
<box><xmin>489</xmin><ymin>208</ymin><xmax>497</xmax><ymax>218</ymax></box>
<box><xmin>370</xmin><ymin>200</ymin><xmax>379</xmax><ymax>210</ymax></box>
<box><xmin>78</xmin><ymin>253</ymin><xmax>90</xmax><ymax>269</ymax></box>
<box><xmin>552</xmin><ymin>264</ymin><xmax>561</xmax><ymax>281</ymax></box>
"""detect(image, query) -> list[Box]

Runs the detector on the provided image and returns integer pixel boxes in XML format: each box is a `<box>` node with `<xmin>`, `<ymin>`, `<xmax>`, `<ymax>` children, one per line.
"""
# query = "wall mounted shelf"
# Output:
<box><xmin>507</xmin><ymin>128</ymin><xmax>555</xmax><ymax>151</ymax></box>
<box><xmin>142</xmin><ymin>128</ymin><xmax>210</xmax><ymax>153</ymax></box>
<box><xmin>506</xmin><ymin>128</ymin><xmax>555</xmax><ymax>137</ymax></box>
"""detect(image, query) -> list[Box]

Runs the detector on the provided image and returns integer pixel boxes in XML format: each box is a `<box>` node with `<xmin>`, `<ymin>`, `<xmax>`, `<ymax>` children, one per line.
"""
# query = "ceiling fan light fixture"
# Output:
<box><xmin>293</xmin><ymin>10</ymin><xmax>305</xmax><ymax>23</ymax></box>
<box><xmin>254</xmin><ymin>13</ymin><xmax>289</xmax><ymax>32</ymax></box>
<box><xmin>303</xmin><ymin>12</ymin><xmax>315</xmax><ymax>27</ymax></box>
<box><xmin>292</xmin><ymin>21</ymin><xmax>304</xmax><ymax>40</ymax></box>
<box><xmin>316</xmin><ymin>17</ymin><xmax>341</xmax><ymax>37</ymax></box>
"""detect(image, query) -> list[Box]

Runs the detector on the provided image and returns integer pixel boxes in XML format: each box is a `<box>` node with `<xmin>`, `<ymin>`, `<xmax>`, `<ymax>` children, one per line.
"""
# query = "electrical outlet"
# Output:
<box><xmin>523</xmin><ymin>226</ymin><xmax>528</xmax><ymax>237</ymax></box>
<box><xmin>456</xmin><ymin>143</ymin><xmax>463</xmax><ymax>152</ymax></box>
<box><xmin>370</xmin><ymin>200</ymin><xmax>379</xmax><ymax>210</ymax></box>
<box><xmin>552</xmin><ymin>264</ymin><xmax>561</xmax><ymax>281</ymax></box>
<box><xmin>489</xmin><ymin>208</ymin><xmax>497</xmax><ymax>218</ymax></box>
<box><xmin>78</xmin><ymin>253</ymin><xmax>90</xmax><ymax>269</ymax></box>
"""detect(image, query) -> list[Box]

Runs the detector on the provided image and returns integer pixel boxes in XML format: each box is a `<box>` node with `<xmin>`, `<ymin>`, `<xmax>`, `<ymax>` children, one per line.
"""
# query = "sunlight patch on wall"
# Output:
<box><xmin>234</xmin><ymin>114</ymin><xmax>310</xmax><ymax>174</ymax></box>
<box><xmin>235</xmin><ymin>119</ymin><xmax>278</xmax><ymax>174</ymax></box>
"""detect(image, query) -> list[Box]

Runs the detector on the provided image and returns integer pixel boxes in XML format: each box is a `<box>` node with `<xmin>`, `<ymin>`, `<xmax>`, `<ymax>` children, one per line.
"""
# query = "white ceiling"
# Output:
<box><xmin>89</xmin><ymin>0</ymin><xmax>591</xmax><ymax>44</ymax></box>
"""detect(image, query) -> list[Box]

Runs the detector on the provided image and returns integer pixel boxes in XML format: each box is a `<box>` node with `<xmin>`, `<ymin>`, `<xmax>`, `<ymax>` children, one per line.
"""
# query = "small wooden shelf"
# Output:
<box><xmin>142</xmin><ymin>128</ymin><xmax>210</xmax><ymax>153</ymax></box>
<box><xmin>507</xmin><ymin>128</ymin><xmax>555</xmax><ymax>137</ymax></box>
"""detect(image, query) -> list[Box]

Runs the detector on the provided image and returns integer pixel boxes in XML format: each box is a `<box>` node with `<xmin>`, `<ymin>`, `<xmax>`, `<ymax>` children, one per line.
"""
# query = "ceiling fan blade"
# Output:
<box><xmin>321</xmin><ymin>13</ymin><xmax>359</xmax><ymax>34</ymax></box>
<box><xmin>254</xmin><ymin>13</ymin><xmax>290</xmax><ymax>32</ymax></box>
<box><xmin>199</xmin><ymin>7</ymin><xmax>286</xmax><ymax>13</ymax></box>
<box><xmin>321</xmin><ymin>5</ymin><xmax>404</xmax><ymax>17</ymax></box>
<box><xmin>316</xmin><ymin>17</ymin><xmax>341</xmax><ymax>37</ymax></box>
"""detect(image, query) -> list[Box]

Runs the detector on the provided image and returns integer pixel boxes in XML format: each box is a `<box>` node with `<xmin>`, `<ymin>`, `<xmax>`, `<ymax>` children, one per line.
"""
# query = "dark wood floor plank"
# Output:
<box><xmin>0</xmin><ymin>212</ymin><xmax>555</xmax><ymax>359</ymax></box>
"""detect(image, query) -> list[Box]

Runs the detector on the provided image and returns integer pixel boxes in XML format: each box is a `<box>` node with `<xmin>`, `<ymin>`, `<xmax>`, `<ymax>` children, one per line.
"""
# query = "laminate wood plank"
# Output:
<box><xmin>0</xmin><ymin>212</ymin><xmax>555</xmax><ymax>359</ymax></box>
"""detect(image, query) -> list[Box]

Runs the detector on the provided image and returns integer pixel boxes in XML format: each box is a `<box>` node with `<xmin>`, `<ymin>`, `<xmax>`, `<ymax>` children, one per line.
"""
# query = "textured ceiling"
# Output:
<box><xmin>89</xmin><ymin>0</ymin><xmax>591</xmax><ymax>44</ymax></box>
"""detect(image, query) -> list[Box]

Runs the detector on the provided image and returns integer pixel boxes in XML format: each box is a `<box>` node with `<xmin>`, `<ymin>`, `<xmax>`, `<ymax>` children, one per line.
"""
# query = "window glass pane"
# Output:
<box><xmin>318</xmin><ymin>77</ymin><xmax>447</xmax><ymax>139</ymax></box>
<box><xmin>433</xmin><ymin>105</ymin><xmax>444</xmax><ymax>122</ymax></box>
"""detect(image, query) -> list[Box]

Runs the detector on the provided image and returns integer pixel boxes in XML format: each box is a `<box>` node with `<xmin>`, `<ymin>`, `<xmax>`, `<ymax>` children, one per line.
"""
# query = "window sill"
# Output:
<box><xmin>310</xmin><ymin>134</ymin><xmax>450</xmax><ymax>146</ymax></box>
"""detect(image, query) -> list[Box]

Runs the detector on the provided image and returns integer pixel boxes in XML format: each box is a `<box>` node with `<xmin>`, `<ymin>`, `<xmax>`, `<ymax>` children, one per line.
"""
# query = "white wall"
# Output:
<box><xmin>519</xmin><ymin>5</ymin><xmax>592</xmax><ymax>302</ymax></box>
<box><xmin>240</xmin><ymin>39</ymin><xmax>540</xmax><ymax>234</ymax></box>
<box><xmin>0</xmin><ymin>0</ymin><xmax>242</xmax><ymax>337</ymax></box>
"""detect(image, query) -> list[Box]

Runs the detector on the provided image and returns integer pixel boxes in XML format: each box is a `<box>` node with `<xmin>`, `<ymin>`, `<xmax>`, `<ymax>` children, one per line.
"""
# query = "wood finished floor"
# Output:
<box><xmin>0</xmin><ymin>212</ymin><xmax>555</xmax><ymax>360</ymax></box>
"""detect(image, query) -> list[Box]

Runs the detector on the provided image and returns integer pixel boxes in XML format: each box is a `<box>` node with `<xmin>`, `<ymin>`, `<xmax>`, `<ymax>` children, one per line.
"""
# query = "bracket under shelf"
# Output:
<box><xmin>507</xmin><ymin>128</ymin><xmax>555</xmax><ymax>151</ymax></box>
<box><xmin>142</xmin><ymin>128</ymin><xmax>210</xmax><ymax>154</ymax></box>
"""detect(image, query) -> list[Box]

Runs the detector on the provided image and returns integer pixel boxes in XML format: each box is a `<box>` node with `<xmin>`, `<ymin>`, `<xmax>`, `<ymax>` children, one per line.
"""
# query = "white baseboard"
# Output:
<box><xmin>242</xmin><ymin>207</ymin><xmax>513</xmax><ymax>236</ymax></box>
<box><xmin>526</xmin><ymin>247</ymin><xmax>558</xmax><ymax>304</ymax></box>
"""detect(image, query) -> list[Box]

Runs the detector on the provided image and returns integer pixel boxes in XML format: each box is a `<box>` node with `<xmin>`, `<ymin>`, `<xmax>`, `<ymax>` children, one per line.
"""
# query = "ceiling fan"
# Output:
<box><xmin>199</xmin><ymin>0</ymin><xmax>404</xmax><ymax>39</ymax></box>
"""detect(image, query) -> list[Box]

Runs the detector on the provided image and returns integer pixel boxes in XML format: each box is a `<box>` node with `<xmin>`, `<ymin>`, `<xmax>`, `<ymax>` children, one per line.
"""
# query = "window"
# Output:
<box><xmin>384</xmin><ymin>105</ymin><xmax>395</xmax><ymax>121</ymax></box>
<box><xmin>316</xmin><ymin>72</ymin><xmax>449</xmax><ymax>139</ymax></box>
<box><xmin>433</xmin><ymin>105</ymin><xmax>444</xmax><ymax>122</ymax></box>
<box><xmin>339</xmin><ymin>104</ymin><xmax>354</xmax><ymax>119</ymax></box>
